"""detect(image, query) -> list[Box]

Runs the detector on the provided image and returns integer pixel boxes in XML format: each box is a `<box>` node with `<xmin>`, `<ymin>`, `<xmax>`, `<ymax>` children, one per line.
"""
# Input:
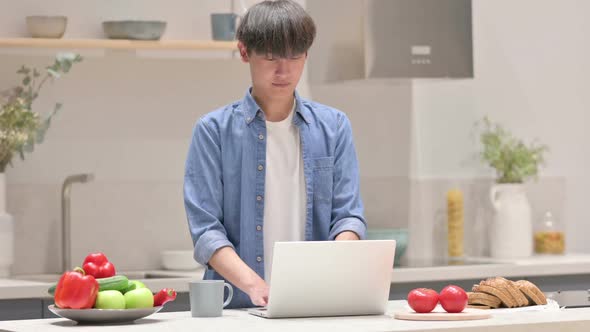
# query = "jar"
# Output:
<box><xmin>534</xmin><ymin>211</ymin><xmax>565</xmax><ymax>254</ymax></box>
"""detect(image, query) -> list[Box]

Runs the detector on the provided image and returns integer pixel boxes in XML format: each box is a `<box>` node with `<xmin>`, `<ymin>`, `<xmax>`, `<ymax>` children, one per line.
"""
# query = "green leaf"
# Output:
<box><xmin>476</xmin><ymin>117</ymin><xmax>548</xmax><ymax>183</ymax></box>
<box><xmin>1</xmin><ymin>53</ymin><xmax>81</xmax><ymax>168</ymax></box>
<box><xmin>52</xmin><ymin>102</ymin><xmax>63</xmax><ymax>116</ymax></box>
<box><xmin>61</xmin><ymin>61</ymin><xmax>72</xmax><ymax>73</ymax></box>
<box><xmin>23</xmin><ymin>136</ymin><xmax>35</xmax><ymax>153</ymax></box>
<box><xmin>47</xmin><ymin>68</ymin><xmax>61</xmax><ymax>79</ymax></box>
<box><xmin>16</xmin><ymin>66</ymin><xmax>30</xmax><ymax>75</ymax></box>
<box><xmin>36</xmin><ymin>126</ymin><xmax>47</xmax><ymax>144</ymax></box>
<box><xmin>56</xmin><ymin>52</ymin><xmax>79</xmax><ymax>62</ymax></box>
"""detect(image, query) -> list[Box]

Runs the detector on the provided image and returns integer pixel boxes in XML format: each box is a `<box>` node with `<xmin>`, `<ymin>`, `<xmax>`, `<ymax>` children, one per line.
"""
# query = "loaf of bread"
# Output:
<box><xmin>469</xmin><ymin>277</ymin><xmax>547</xmax><ymax>309</ymax></box>
<box><xmin>467</xmin><ymin>291</ymin><xmax>502</xmax><ymax>308</ymax></box>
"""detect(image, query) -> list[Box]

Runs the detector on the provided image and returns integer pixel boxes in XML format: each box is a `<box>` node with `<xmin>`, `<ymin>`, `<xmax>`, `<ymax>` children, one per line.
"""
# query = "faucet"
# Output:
<box><xmin>61</xmin><ymin>173</ymin><xmax>94</xmax><ymax>272</ymax></box>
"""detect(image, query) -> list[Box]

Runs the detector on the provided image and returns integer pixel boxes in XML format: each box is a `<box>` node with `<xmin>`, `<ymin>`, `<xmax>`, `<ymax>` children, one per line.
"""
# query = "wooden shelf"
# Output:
<box><xmin>0</xmin><ymin>38</ymin><xmax>238</xmax><ymax>51</ymax></box>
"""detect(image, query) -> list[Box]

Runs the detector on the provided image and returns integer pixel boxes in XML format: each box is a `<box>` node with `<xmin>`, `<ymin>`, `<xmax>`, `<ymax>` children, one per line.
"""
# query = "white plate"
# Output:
<box><xmin>48</xmin><ymin>305</ymin><xmax>163</xmax><ymax>324</ymax></box>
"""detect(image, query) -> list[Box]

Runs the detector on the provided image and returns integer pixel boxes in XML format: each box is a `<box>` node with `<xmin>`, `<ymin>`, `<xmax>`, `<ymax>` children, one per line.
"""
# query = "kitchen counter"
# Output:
<box><xmin>0</xmin><ymin>301</ymin><xmax>589</xmax><ymax>332</ymax></box>
<box><xmin>393</xmin><ymin>254</ymin><xmax>590</xmax><ymax>283</ymax></box>
<box><xmin>0</xmin><ymin>269</ymin><xmax>204</xmax><ymax>300</ymax></box>
<box><xmin>2</xmin><ymin>254</ymin><xmax>590</xmax><ymax>300</ymax></box>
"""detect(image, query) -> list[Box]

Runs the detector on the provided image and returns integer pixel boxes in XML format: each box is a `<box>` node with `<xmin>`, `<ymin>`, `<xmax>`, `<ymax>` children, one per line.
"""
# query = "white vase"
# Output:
<box><xmin>0</xmin><ymin>173</ymin><xmax>15</xmax><ymax>278</ymax></box>
<box><xmin>489</xmin><ymin>183</ymin><xmax>533</xmax><ymax>259</ymax></box>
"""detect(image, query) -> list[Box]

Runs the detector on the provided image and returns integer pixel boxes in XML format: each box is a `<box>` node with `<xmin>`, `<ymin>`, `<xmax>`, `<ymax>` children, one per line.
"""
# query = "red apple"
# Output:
<box><xmin>407</xmin><ymin>288</ymin><xmax>439</xmax><ymax>313</ymax></box>
<box><xmin>439</xmin><ymin>285</ymin><xmax>468</xmax><ymax>313</ymax></box>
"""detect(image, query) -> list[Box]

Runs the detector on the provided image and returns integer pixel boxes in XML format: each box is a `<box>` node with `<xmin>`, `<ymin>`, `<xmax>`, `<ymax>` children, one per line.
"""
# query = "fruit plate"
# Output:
<box><xmin>48</xmin><ymin>305</ymin><xmax>163</xmax><ymax>324</ymax></box>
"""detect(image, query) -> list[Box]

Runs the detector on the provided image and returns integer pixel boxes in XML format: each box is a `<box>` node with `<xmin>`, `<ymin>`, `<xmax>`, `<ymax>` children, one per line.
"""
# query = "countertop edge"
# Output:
<box><xmin>392</xmin><ymin>260</ymin><xmax>590</xmax><ymax>283</ymax></box>
<box><xmin>0</xmin><ymin>269</ymin><xmax>204</xmax><ymax>300</ymax></box>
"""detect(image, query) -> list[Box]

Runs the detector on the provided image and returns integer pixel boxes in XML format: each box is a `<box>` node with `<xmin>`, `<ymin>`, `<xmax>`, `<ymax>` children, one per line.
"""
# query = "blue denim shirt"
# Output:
<box><xmin>184</xmin><ymin>89</ymin><xmax>366</xmax><ymax>308</ymax></box>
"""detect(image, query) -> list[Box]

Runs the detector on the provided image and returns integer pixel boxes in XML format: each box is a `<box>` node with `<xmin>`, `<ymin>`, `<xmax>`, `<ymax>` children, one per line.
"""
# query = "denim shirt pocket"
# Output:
<box><xmin>312</xmin><ymin>157</ymin><xmax>334</xmax><ymax>204</ymax></box>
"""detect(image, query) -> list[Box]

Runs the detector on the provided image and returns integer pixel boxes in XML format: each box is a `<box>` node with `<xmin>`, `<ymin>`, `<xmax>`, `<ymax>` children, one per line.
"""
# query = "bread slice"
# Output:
<box><xmin>515</xmin><ymin>280</ymin><xmax>547</xmax><ymax>305</ymax></box>
<box><xmin>472</xmin><ymin>283</ymin><xmax>517</xmax><ymax>308</ymax></box>
<box><xmin>480</xmin><ymin>277</ymin><xmax>528</xmax><ymax>307</ymax></box>
<box><xmin>468</xmin><ymin>292</ymin><xmax>502</xmax><ymax>308</ymax></box>
<box><xmin>503</xmin><ymin>278</ymin><xmax>530</xmax><ymax>307</ymax></box>
<box><xmin>467</xmin><ymin>304</ymin><xmax>491</xmax><ymax>310</ymax></box>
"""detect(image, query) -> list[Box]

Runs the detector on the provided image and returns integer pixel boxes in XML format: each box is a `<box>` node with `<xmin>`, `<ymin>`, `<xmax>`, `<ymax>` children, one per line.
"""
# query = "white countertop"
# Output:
<box><xmin>0</xmin><ymin>301</ymin><xmax>589</xmax><ymax>332</ymax></box>
<box><xmin>2</xmin><ymin>254</ymin><xmax>590</xmax><ymax>300</ymax></box>
<box><xmin>393</xmin><ymin>254</ymin><xmax>590</xmax><ymax>283</ymax></box>
<box><xmin>0</xmin><ymin>269</ymin><xmax>204</xmax><ymax>300</ymax></box>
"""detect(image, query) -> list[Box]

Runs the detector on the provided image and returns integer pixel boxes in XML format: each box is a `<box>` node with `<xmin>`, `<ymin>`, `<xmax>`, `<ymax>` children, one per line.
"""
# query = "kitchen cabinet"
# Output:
<box><xmin>159</xmin><ymin>292</ymin><xmax>190</xmax><ymax>313</ymax></box>
<box><xmin>41</xmin><ymin>299</ymin><xmax>59</xmax><ymax>319</ymax></box>
<box><xmin>0</xmin><ymin>293</ymin><xmax>191</xmax><ymax>321</ymax></box>
<box><xmin>0</xmin><ymin>299</ymin><xmax>42</xmax><ymax>320</ymax></box>
<box><xmin>389</xmin><ymin>274</ymin><xmax>590</xmax><ymax>301</ymax></box>
<box><xmin>0</xmin><ymin>270</ymin><xmax>201</xmax><ymax>320</ymax></box>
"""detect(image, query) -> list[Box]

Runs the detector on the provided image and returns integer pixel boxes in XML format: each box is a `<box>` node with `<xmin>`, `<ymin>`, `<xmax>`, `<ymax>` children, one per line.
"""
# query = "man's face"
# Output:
<box><xmin>239</xmin><ymin>42</ymin><xmax>307</xmax><ymax>99</ymax></box>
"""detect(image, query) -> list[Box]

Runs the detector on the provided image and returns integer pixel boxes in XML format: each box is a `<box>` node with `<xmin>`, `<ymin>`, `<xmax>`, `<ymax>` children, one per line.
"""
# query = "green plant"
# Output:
<box><xmin>0</xmin><ymin>53</ymin><xmax>82</xmax><ymax>172</ymax></box>
<box><xmin>477</xmin><ymin>117</ymin><xmax>548</xmax><ymax>184</ymax></box>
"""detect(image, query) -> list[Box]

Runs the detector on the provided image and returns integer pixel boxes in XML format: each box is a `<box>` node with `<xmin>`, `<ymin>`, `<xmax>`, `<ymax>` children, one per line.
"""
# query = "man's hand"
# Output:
<box><xmin>246</xmin><ymin>280</ymin><xmax>270</xmax><ymax>307</ymax></box>
<box><xmin>335</xmin><ymin>231</ymin><xmax>360</xmax><ymax>241</ymax></box>
<box><xmin>209</xmin><ymin>247</ymin><xmax>269</xmax><ymax>307</ymax></box>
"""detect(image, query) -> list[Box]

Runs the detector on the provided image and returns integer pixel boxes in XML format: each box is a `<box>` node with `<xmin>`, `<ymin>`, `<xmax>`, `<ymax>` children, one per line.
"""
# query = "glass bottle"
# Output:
<box><xmin>534</xmin><ymin>211</ymin><xmax>565</xmax><ymax>254</ymax></box>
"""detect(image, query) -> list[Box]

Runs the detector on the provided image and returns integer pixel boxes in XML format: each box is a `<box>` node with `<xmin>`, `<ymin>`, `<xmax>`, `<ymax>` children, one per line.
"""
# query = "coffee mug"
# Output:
<box><xmin>189</xmin><ymin>280</ymin><xmax>233</xmax><ymax>317</ymax></box>
<box><xmin>210</xmin><ymin>13</ymin><xmax>239</xmax><ymax>41</ymax></box>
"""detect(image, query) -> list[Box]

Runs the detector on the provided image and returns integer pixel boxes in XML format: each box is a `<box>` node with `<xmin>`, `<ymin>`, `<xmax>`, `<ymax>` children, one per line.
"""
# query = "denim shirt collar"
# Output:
<box><xmin>242</xmin><ymin>88</ymin><xmax>311</xmax><ymax>125</ymax></box>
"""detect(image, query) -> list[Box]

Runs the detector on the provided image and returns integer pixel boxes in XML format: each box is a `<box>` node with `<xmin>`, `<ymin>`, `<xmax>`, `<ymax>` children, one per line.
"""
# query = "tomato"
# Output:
<box><xmin>439</xmin><ymin>285</ymin><xmax>468</xmax><ymax>313</ymax></box>
<box><xmin>407</xmin><ymin>288</ymin><xmax>439</xmax><ymax>313</ymax></box>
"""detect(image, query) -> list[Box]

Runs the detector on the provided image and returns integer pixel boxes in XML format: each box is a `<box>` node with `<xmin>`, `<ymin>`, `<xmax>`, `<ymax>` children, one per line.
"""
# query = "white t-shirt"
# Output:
<box><xmin>263</xmin><ymin>103</ymin><xmax>306</xmax><ymax>282</ymax></box>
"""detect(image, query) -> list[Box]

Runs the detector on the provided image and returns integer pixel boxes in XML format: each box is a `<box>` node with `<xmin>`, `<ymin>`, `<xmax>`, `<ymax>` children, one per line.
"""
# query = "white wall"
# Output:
<box><xmin>4</xmin><ymin>0</ymin><xmax>585</xmax><ymax>275</ymax></box>
<box><xmin>1</xmin><ymin>0</ymin><xmax>411</xmax><ymax>274</ymax></box>
<box><xmin>2</xmin><ymin>54</ymin><xmax>254</xmax><ymax>274</ymax></box>
<box><xmin>411</xmin><ymin>0</ymin><xmax>590</xmax><ymax>253</ymax></box>
<box><xmin>0</xmin><ymin>0</ymin><xmax>250</xmax><ymax>274</ymax></box>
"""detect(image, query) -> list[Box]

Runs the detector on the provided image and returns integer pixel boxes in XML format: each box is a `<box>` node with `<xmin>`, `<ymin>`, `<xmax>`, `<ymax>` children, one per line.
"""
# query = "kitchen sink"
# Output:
<box><xmin>12</xmin><ymin>271</ymin><xmax>188</xmax><ymax>283</ymax></box>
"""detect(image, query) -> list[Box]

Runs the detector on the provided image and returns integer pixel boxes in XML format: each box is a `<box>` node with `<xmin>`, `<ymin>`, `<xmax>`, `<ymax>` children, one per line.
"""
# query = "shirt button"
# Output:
<box><xmin>256</xmin><ymin>195</ymin><xmax>263</xmax><ymax>201</ymax></box>
<box><xmin>256</xmin><ymin>256</ymin><xmax>262</xmax><ymax>262</ymax></box>
<box><xmin>256</xmin><ymin>225</ymin><xmax>262</xmax><ymax>231</ymax></box>
<box><xmin>257</xmin><ymin>165</ymin><xmax>263</xmax><ymax>171</ymax></box>
<box><xmin>258</xmin><ymin>134</ymin><xmax>264</xmax><ymax>140</ymax></box>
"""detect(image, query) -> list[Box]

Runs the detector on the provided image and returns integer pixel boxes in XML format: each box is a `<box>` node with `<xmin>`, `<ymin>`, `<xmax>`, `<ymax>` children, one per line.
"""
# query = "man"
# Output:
<box><xmin>184</xmin><ymin>0</ymin><xmax>366</xmax><ymax>309</ymax></box>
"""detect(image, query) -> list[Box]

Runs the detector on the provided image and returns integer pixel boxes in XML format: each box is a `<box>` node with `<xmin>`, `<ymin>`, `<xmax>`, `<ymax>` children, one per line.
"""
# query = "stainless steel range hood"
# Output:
<box><xmin>307</xmin><ymin>0</ymin><xmax>474</xmax><ymax>82</ymax></box>
<box><xmin>366</xmin><ymin>0</ymin><xmax>473</xmax><ymax>79</ymax></box>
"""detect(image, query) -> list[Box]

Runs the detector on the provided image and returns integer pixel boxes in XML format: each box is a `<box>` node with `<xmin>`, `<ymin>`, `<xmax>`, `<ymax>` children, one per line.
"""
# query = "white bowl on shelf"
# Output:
<box><xmin>160</xmin><ymin>250</ymin><xmax>201</xmax><ymax>271</ymax></box>
<box><xmin>26</xmin><ymin>16</ymin><xmax>67</xmax><ymax>38</ymax></box>
<box><xmin>102</xmin><ymin>20</ymin><xmax>167</xmax><ymax>40</ymax></box>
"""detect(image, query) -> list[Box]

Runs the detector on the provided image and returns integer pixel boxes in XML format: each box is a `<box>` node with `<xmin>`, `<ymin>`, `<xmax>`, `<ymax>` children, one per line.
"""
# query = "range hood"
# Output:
<box><xmin>307</xmin><ymin>0</ymin><xmax>473</xmax><ymax>82</ymax></box>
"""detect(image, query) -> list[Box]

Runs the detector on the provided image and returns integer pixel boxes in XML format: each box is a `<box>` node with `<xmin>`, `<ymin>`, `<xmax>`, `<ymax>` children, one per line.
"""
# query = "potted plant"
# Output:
<box><xmin>0</xmin><ymin>53</ymin><xmax>82</xmax><ymax>277</ymax></box>
<box><xmin>477</xmin><ymin>117</ymin><xmax>548</xmax><ymax>259</ymax></box>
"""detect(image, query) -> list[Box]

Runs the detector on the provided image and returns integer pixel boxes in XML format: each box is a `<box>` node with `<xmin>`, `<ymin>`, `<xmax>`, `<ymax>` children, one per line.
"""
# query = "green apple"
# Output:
<box><xmin>94</xmin><ymin>290</ymin><xmax>125</xmax><ymax>309</ymax></box>
<box><xmin>129</xmin><ymin>280</ymin><xmax>146</xmax><ymax>289</ymax></box>
<box><xmin>124</xmin><ymin>288</ymin><xmax>154</xmax><ymax>309</ymax></box>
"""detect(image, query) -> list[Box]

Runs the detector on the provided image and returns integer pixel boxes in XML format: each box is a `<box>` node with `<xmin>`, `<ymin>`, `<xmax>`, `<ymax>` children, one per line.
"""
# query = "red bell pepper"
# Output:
<box><xmin>54</xmin><ymin>267</ymin><xmax>99</xmax><ymax>309</ymax></box>
<box><xmin>153</xmin><ymin>288</ymin><xmax>177</xmax><ymax>307</ymax></box>
<box><xmin>82</xmin><ymin>252</ymin><xmax>116</xmax><ymax>278</ymax></box>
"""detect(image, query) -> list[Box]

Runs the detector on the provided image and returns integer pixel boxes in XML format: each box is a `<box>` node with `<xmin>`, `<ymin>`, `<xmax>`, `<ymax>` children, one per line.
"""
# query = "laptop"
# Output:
<box><xmin>248</xmin><ymin>240</ymin><xmax>396</xmax><ymax>318</ymax></box>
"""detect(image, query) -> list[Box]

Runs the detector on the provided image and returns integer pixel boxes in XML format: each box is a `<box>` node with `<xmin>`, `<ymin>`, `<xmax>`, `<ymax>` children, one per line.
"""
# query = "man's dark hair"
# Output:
<box><xmin>236</xmin><ymin>0</ymin><xmax>316</xmax><ymax>58</ymax></box>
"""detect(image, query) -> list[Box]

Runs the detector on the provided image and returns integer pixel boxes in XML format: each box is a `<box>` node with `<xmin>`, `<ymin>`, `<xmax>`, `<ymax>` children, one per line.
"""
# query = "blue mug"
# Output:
<box><xmin>211</xmin><ymin>13</ymin><xmax>239</xmax><ymax>41</ymax></box>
